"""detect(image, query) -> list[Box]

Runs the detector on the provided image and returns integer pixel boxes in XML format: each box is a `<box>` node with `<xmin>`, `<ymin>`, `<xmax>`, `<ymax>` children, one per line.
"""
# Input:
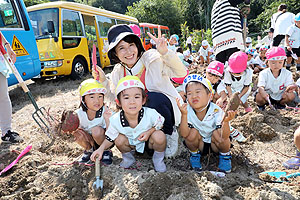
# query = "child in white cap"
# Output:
<box><xmin>255</xmin><ymin>47</ymin><xmax>297</xmax><ymax>110</ymax></box>
<box><xmin>177</xmin><ymin>74</ymin><xmax>237</xmax><ymax>173</ymax></box>
<box><xmin>198</xmin><ymin>40</ymin><xmax>212</xmax><ymax>66</ymax></box>
<box><xmin>91</xmin><ymin>76</ymin><xmax>167</xmax><ymax>172</ymax></box>
<box><xmin>253</xmin><ymin>45</ymin><xmax>268</xmax><ymax>73</ymax></box>
<box><xmin>224</xmin><ymin>51</ymin><xmax>253</xmax><ymax>112</ymax></box>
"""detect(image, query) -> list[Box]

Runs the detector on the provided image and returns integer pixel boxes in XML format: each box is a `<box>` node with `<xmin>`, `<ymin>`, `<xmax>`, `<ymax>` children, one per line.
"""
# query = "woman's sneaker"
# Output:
<box><xmin>165</xmin><ymin>127</ymin><xmax>179</xmax><ymax>159</ymax></box>
<box><xmin>1</xmin><ymin>130</ymin><xmax>23</xmax><ymax>143</ymax></box>
<box><xmin>230</xmin><ymin>128</ymin><xmax>247</xmax><ymax>143</ymax></box>
<box><xmin>218</xmin><ymin>154</ymin><xmax>232</xmax><ymax>173</ymax></box>
<box><xmin>190</xmin><ymin>152</ymin><xmax>202</xmax><ymax>171</ymax></box>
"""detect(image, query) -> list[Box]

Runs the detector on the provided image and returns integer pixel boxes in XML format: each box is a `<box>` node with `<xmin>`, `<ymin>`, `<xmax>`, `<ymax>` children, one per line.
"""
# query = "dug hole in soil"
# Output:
<box><xmin>1</xmin><ymin>73</ymin><xmax>300</xmax><ymax>200</ymax></box>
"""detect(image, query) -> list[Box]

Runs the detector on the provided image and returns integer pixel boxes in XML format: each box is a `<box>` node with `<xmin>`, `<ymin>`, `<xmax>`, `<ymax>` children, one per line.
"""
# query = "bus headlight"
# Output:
<box><xmin>43</xmin><ymin>60</ymin><xmax>63</xmax><ymax>68</ymax></box>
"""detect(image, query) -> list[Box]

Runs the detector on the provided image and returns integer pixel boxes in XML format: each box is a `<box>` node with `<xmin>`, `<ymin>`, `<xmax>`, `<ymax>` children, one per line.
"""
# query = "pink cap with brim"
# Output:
<box><xmin>266</xmin><ymin>47</ymin><xmax>287</xmax><ymax>60</ymax></box>
<box><xmin>228</xmin><ymin>51</ymin><xmax>247</xmax><ymax>73</ymax></box>
<box><xmin>206</xmin><ymin>61</ymin><xmax>224</xmax><ymax>77</ymax></box>
<box><xmin>171</xmin><ymin>70</ymin><xmax>189</xmax><ymax>84</ymax></box>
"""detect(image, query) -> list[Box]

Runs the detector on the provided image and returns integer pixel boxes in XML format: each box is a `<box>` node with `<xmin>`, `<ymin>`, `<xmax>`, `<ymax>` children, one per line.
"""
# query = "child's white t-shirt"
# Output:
<box><xmin>286</xmin><ymin>24</ymin><xmax>300</xmax><ymax>48</ymax></box>
<box><xmin>224</xmin><ymin>68</ymin><xmax>253</xmax><ymax>93</ymax></box>
<box><xmin>254</xmin><ymin>56</ymin><xmax>267</xmax><ymax>69</ymax></box>
<box><xmin>198</xmin><ymin>45</ymin><xmax>211</xmax><ymax>58</ymax></box>
<box><xmin>257</xmin><ymin>68</ymin><xmax>294</xmax><ymax>100</ymax></box>
<box><xmin>75</xmin><ymin>106</ymin><xmax>107</xmax><ymax>134</ymax></box>
<box><xmin>187</xmin><ymin>103</ymin><xmax>224</xmax><ymax>143</ymax></box>
<box><xmin>247</xmin><ymin>57</ymin><xmax>257</xmax><ymax>66</ymax></box>
<box><xmin>212</xmin><ymin>80</ymin><xmax>226</xmax><ymax>95</ymax></box>
<box><xmin>105</xmin><ymin>107</ymin><xmax>165</xmax><ymax>153</ymax></box>
<box><xmin>296</xmin><ymin>78</ymin><xmax>300</xmax><ymax>87</ymax></box>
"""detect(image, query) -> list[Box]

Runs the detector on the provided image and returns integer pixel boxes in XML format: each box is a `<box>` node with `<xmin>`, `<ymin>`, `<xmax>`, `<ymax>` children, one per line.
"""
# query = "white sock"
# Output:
<box><xmin>152</xmin><ymin>151</ymin><xmax>166</xmax><ymax>172</ymax></box>
<box><xmin>220</xmin><ymin>151</ymin><xmax>231</xmax><ymax>156</ymax></box>
<box><xmin>120</xmin><ymin>152</ymin><xmax>136</xmax><ymax>168</ymax></box>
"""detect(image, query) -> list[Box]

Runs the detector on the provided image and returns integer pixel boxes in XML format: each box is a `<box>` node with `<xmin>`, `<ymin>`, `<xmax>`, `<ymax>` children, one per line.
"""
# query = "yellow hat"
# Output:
<box><xmin>116</xmin><ymin>76</ymin><xmax>145</xmax><ymax>95</ymax></box>
<box><xmin>79</xmin><ymin>79</ymin><xmax>107</xmax><ymax>96</ymax></box>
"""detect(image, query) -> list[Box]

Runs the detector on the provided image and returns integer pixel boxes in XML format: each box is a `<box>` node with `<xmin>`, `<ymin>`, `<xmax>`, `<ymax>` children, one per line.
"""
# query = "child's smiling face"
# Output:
<box><xmin>119</xmin><ymin>87</ymin><xmax>146</xmax><ymax>116</ymax></box>
<box><xmin>206</xmin><ymin>71</ymin><xmax>221</xmax><ymax>84</ymax></box>
<box><xmin>186</xmin><ymin>82</ymin><xmax>211</xmax><ymax>110</ymax></box>
<box><xmin>84</xmin><ymin>93</ymin><xmax>104</xmax><ymax>111</ymax></box>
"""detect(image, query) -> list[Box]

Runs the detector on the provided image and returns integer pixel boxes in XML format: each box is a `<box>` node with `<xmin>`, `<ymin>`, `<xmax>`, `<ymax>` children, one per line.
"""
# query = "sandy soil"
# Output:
<box><xmin>1</xmin><ymin>71</ymin><xmax>300</xmax><ymax>200</ymax></box>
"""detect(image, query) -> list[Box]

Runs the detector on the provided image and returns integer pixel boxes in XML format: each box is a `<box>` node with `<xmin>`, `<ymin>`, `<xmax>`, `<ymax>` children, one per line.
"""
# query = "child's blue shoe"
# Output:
<box><xmin>189</xmin><ymin>152</ymin><xmax>202</xmax><ymax>171</ymax></box>
<box><xmin>218</xmin><ymin>154</ymin><xmax>232</xmax><ymax>173</ymax></box>
<box><xmin>283</xmin><ymin>150</ymin><xmax>300</xmax><ymax>169</ymax></box>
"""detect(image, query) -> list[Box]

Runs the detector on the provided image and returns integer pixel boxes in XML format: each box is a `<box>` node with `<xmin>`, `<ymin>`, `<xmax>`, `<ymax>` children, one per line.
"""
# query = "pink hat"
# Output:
<box><xmin>228</xmin><ymin>51</ymin><xmax>247</xmax><ymax>73</ymax></box>
<box><xmin>266</xmin><ymin>47</ymin><xmax>287</xmax><ymax>60</ymax></box>
<box><xmin>171</xmin><ymin>70</ymin><xmax>189</xmax><ymax>84</ymax></box>
<box><xmin>129</xmin><ymin>24</ymin><xmax>141</xmax><ymax>37</ymax></box>
<box><xmin>206</xmin><ymin>61</ymin><xmax>224</xmax><ymax>77</ymax></box>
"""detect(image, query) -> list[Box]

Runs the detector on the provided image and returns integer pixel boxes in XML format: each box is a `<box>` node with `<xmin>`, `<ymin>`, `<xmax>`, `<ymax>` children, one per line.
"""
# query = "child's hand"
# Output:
<box><xmin>223</xmin><ymin>110</ymin><xmax>237</xmax><ymax>122</ymax></box>
<box><xmin>176</xmin><ymin>98</ymin><xmax>188</xmax><ymax>115</ymax></box>
<box><xmin>92</xmin><ymin>64</ymin><xmax>106</xmax><ymax>82</ymax></box>
<box><xmin>138</xmin><ymin>130</ymin><xmax>151</xmax><ymax>141</ymax></box>
<box><xmin>286</xmin><ymin>84</ymin><xmax>297</xmax><ymax>93</ymax></box>
<box><xmin>90</xmin><ymin>148</ymin><xmax>103</xmax><ymax>162</ymax></box>
<box><xmin>103</xmin><ymin>105</ymin><xmax>112</xmax><ymax>120</ymax></box>
<box><xmin>147</xmin><ymin>26</ymin><xmax>168</xmax><ymax>55</ymax></box>
<box><xmin>216</xmin><ymin>97</ymin><xmax>227</xmax><ymax>110</ymax></box>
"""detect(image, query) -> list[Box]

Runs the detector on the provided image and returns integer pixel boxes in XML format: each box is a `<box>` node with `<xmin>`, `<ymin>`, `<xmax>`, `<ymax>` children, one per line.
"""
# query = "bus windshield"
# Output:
<box><xmin>28</xmin><ymin>8</ymin><xmax>59</xmax><ymax>39</ymax></box>
<box><xmin>0</xmin><ymin>0</ymin><xmax>22</xmax><ymax>28</ymax></box>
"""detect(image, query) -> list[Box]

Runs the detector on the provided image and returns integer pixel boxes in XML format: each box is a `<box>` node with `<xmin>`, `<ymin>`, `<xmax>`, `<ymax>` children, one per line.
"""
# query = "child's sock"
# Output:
<box><xmin>120</xmin><ymin>152</ymin><xmax>136</xmax><ymax>168</ymax></box>
<box><xmin>152</xmin><ymin>151</ymin><xmax>166</xmax><ymax>172</ymax></box>
<box><xmin>220</xmin><ymin>151</ymin><xmax>231</xmax><ymax>156</ymax></box>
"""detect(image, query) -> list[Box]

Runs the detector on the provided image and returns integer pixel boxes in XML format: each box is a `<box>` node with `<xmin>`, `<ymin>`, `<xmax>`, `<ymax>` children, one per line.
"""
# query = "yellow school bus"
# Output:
<box><xmin>27</xmin><ymin>2</ymin><xmax>138</xmax><ymax>79</ymax></box>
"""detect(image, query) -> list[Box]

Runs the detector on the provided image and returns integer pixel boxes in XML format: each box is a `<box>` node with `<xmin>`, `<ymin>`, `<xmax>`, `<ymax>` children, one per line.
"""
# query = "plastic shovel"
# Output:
<box><xmin>93</xmin><ymin>157</ymin><xmax>103</xmax><ymax>198</ymax></box>
<box><xmin>291</xmin><ymin>50</ymin><xmax>298</xmax><ymax>60</ymax></box>
<box><xmin>92</xmin><ymin>44</ymin><xmax>100</xmax><ymax>81</ymax></box>
<box><xmin>266</xmin><ymin>96</ymin><xmax>275</xmax><ymax>110</ymax></box>
<box><xmin>0</xmin><ymin>145</ymin><xmax>32</xmax><ymax>176</ymax></box>
<box><xmin>0</xmin><ymin>43</ymin><xmax>53</xmax><ymax>138</ymax></box>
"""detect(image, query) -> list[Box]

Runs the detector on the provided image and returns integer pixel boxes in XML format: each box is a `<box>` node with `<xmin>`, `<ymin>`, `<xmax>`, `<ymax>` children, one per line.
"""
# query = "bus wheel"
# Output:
<box><xmin>71</xmin><ymin>58</ymin><xmax>86</xmax><ymax>80</ymax></box>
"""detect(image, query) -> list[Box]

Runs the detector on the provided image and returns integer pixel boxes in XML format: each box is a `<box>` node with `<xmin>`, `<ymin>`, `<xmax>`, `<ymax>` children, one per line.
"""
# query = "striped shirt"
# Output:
<box><xmin>211</xmin><ymin>0</ymin><xmax>244</xmax><ymax>54</ymax></box>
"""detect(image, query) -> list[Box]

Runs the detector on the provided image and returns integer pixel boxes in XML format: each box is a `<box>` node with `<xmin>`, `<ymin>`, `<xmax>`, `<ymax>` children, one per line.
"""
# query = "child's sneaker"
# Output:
<box><xmin>218</xmin><ymin>153</ymin><xmax>232</xmax><ymax>173</ymax></box>
<box><xmin>78</xmin><ymin>150</ymin><xmax>92</xmax><ymax>164</ymax></box>
<box><xmin>283</xmin><ymin>150</ymin><xmax>300</xmax><ymax>169</ymax></box>
<box><xmin>189</xmin><ymin>152</ymin><xmax>202</xmax><ymax>171</ymax></box>
<box><xmin>1</xmin><ymin>130</ymin><xmax>23</xmax><ymax>143</ymax></box>
<box><xmin>101</xmin><ymin>150</ymin><xmax>113</xmax><ymax>165</ymax></box>
<box><xmin>230</xmin><ymin>128</ymin><xmax>247</xmax><ymax>143</ymax></box>
<box><xmin>165</xmin><ymin>127</ymin><xmax>179</xmax><ymax>159</ymax></box>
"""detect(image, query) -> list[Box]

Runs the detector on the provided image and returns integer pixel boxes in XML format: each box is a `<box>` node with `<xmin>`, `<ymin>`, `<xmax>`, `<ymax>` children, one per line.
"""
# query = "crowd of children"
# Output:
<box><xmin>65</xmin><ymin>11</ymin><xmax>300</xmax><ymax>173</ymax></box>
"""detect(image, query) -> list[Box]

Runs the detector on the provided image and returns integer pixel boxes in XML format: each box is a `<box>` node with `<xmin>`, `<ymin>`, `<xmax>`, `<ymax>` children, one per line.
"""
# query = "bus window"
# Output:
<box><xmin>153</xmin><ymin>28</ymin><xmax>158</xmax><ymax>35</ymax></box>
<box><xmin>28</xmin><ymin>8</ymin><xmax>59</xmax><ymax>39</ymax></box>
<box><xmin>62</xmin><ymin>10</ymin><xmax>83</xmax><ymax>36</ymax></box>
<box><xmin>116</xmin><ymin>19</ymin><xmax>129</xmax><ymax>24</ymax></box>
<box><xmin>96</xmin><ymin>15</ymin><xmax>116</xmax><ymax>37</ymax></box>
<box><xmin>0</xmin><ymin>0</ymin><xmax>22</xmax><ymax>28</ymax></box>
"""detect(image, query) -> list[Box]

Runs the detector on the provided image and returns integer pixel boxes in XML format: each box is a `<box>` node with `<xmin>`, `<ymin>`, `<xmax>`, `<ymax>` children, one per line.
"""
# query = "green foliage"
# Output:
<box><xmin>126</xmin><ymin>0</ymin><xmax>183</xmax><ymax>34</ymax></box>
<box><xmin>24</xmin><ymin>0</ymin><xmax>49</xmax><ymax>7</ymax></box>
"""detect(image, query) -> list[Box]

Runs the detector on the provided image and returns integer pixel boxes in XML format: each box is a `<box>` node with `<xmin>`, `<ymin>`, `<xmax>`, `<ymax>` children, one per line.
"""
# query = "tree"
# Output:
<box><xmin>126</xmin><ymin>0</ymin><xmax>183</xmax><ymax>34</ymax></box>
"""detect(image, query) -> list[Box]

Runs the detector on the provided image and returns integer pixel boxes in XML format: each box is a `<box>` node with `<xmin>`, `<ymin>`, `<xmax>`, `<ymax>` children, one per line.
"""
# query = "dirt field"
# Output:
<box><xmin>1</xmin><ymin>72</ymin><xmax>300</xmax><ymax>200</ymax></box>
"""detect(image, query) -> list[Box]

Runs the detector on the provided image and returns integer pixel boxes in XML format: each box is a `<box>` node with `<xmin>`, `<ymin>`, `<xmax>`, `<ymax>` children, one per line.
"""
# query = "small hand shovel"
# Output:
<box><xmin>93</xmin><ymin>157</ymin><xmax>103</xmax><ymax>198</ymax></box>
<box><xmin>0</xmin><ymin>41</ymin><xmax>54</xmax><ymax>139</ymax></box>
<box><xmin>266</xmin><ymin>96</ymin><xmax>275</xmax><ymax>110</ymax></box>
